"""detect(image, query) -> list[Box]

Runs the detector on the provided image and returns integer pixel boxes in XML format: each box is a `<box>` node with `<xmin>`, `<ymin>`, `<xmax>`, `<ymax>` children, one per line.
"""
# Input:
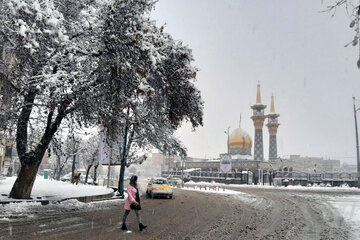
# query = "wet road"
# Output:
<box><xmin>0</xmin><ymin>187</ymin><xmax>350</xmax><ymax>240</ymax></box>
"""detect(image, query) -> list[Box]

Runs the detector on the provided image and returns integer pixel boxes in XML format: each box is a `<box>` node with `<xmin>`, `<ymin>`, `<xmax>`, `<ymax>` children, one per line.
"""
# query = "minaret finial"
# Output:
<box><xmin>256</xmin><ymin>83</ymin><xmax>261</xmax><ymax>103</ymax></box>
<box><xmin>270</xmin><ymin>95</ymin><xmax>275</xmax><ymax>113</ymax></box>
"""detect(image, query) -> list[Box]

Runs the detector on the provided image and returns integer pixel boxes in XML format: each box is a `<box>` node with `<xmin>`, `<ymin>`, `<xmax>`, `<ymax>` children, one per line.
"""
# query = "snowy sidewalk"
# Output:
<box><xmin>0</xmin><ymin>177</ymin><xmax>114</xmax><ymax>203</ymax></box>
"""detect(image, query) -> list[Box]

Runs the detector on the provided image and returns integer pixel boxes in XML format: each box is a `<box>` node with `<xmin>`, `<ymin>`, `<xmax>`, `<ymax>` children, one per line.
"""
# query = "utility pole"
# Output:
<box><xmin>353</xmin><ymin>97</ymin><xmax>360</xmax><ymax>188</ymax></box>
<box><xmin>224</xmin><ymin>126</ymin><xmax>230</xmax><ymax>180</ymax></box>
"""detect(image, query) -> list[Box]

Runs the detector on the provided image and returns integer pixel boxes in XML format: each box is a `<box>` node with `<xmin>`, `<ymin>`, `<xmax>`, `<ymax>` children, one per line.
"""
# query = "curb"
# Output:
<box><xmin>62</xmin><ymin>191</ymin><xmax>115</xmax><ymax>203</ymax></box>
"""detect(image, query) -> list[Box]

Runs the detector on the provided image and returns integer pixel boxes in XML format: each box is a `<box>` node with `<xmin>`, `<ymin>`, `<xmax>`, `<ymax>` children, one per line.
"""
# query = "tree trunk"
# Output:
<box><xmin>93</xmin><ymin>163</ymin><xmax>99</xmax><ymax>185</ymax></box>
<box><xmin>9</xmin><ymin>160</ymin><xmax>41</xmax><ymax>199</ymax></box>
<box><xmin>118</xmin><ymin>124</ymin><xmax>129</xmax><ymax>196</ymax></box>
<box><xmin>9</xmin><ymin>85</ymin><xmax>69</xmax><ymax>199</ymax></box>
<box><xmin>71</xmin><ymin>154</ymin><xmax>76</xmax><ymax>184</ymax></box>
<box><xmin>55</xmin><ymin>154</ymin><xmax>61</xmax><ymax>180</ymax></box>
<box><xmin>85</xmin><ymin>164</ymin><xmax>92</xmax><ymax>184</ymax></box>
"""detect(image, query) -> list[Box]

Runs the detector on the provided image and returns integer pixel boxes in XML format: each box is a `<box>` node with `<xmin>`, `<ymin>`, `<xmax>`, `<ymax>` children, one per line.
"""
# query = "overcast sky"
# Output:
<box><xmin>151</xmin><ymin>0</ymin><xmax>360</xmax><ymax>164</ymax></box>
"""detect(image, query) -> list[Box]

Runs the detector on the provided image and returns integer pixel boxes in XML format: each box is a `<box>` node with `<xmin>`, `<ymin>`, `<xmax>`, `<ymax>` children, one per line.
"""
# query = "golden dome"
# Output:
<box><xmin>229</xmin><ymin>128</ymin><xmax>252</xmax><ymax>149</ymax></box>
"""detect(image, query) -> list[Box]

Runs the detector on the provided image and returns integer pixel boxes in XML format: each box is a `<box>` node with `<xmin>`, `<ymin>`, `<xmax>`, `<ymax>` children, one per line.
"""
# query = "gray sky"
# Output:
<box><xmin>151</xmin><ymin>0</ymin><xmax>360</xmax><ymax>164</ymax></box>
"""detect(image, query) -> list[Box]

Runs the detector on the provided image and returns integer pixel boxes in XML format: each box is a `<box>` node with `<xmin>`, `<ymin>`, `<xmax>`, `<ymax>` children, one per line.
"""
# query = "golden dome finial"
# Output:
<box><xmin>256</xmin><ymin>83</ymin><xmax>261</xmax><ymax>103</ymax></box>
<box><xmin>270</xmin><ymin>95</ymin><xmax>275</xmax><ymax>113</ymax></box>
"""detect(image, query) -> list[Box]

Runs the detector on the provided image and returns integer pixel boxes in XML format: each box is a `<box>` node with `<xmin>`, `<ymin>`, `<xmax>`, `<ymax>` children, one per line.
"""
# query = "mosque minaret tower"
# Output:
<box><xmin>251</xmin><ymin>84</ymin><xmax>266</xmax><ymax>161</ymax></box>
<box><xmin>266</xmin><ymin>95</ymin><xmax>280</xmax><ymax>160</ymax></box>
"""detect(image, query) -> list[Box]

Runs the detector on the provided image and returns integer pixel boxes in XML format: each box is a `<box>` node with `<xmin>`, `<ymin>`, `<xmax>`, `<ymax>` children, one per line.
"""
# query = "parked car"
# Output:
<box><xmin>60</xmin><ymin>172</ymin><xmax>72</xmax><ymax>182</ymax></box>
<box><xmin>81</xmin><ymin>175</ymin><xmax>94</xmax><ymax>184</ymax></box>
<box><xmin>60</xmin><ymin>172</ymin><xmax>85</xmax><ymax>182</ymax></box>
<box><xmin>146</xmin><ymin>178</ymin><xmax>173</xmax><ymax>199</ymax></box>
<box><xmin>167</xmin><ymin>177</ymin><xmax>182</xmax><ymax>186</ymax></box>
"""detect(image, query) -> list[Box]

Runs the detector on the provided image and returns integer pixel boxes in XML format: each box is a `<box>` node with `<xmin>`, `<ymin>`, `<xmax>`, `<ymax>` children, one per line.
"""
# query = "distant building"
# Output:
<box><xmin>340</xmin><ymin>162</ymin><xmax>357</xmax><ymax>173</ymax></box>
<box><xmin>323</xmin><ymin>159</ymin><xmax>341</xmax><ymax>173</ymax></box>
<box><xmin>269</xmin><ymin>155</ymin><xmax>341</xmax><ymax>173</ymax></box>
<box><xmin>0</xmin><ymin>138</ymin><xmax>16</xmax><ymax>176</ymax></box>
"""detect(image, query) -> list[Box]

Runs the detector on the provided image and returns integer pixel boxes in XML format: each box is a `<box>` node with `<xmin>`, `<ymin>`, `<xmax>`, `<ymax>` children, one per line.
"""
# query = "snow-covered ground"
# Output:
<box><xmin>184</xmin><ymin>181</ymin><xmax>360</xmax><ymax>239</ymax></box>
<box><xmin>326</xmin><ymin>196</ymin><xmax>360</xmax><ymax>239</ymax></box>
<box><xmin>0</xmin><ymin>176</ymin><xmax>153</xmax><ymax>222</ymax></box>
<box><xmin>0</xmin><ymin>176</ymin><xmax>114</xmax><ymax>201</ymax></box>
<box><xmin>0</xmin><ymin>176</ymin><xmax>128</xmax><ymax>221</ymax></box>
<box><xmin>0</xmin><ymin>198</ymin><xmax>127</xmax><ymax>221</ymax></box>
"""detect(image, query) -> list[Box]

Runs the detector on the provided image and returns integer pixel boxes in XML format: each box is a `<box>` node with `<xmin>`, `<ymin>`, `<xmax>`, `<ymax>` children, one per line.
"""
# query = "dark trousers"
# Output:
<box><xmin>123</xmin><ymin>209</ymin><xmax>142</xmax><ymax>224</ymax></box>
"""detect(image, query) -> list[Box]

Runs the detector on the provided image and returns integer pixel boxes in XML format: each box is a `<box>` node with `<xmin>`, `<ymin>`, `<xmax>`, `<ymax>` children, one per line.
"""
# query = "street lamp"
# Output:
<box><xmin>224</xmin><ymin>126</ymin><xmax>230</xmax><ymax>154</ymax></box>
<box><xmin>352</xmin><ymin>97</ymin><xmax>360</xmax><ymax>188</ymax></box>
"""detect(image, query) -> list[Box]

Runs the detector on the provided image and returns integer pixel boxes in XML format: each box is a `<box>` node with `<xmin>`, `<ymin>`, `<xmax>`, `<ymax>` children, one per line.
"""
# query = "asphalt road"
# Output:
<box><xmin>0</xmin><ymin>187</ymin><xmax>350</xmax><ymax>240</ymax></box>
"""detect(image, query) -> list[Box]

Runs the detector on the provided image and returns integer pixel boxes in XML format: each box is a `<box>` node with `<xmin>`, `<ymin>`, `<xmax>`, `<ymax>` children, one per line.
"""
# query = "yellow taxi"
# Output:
<box><xmin>146</xmin><ymin>178</ymin><xmax>173</xmax><ymax>199</ymax></box>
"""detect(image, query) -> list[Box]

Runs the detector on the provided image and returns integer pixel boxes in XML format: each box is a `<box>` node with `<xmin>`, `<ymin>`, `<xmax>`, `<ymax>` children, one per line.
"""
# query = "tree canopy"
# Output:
<box><xmin>0</xmin><ymin>0</ymin><xmax>203</xmax><ymax>199</ymax></box>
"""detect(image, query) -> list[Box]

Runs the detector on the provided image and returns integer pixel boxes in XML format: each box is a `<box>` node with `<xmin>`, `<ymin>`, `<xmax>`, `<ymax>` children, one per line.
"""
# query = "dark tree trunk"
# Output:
<box><xmin>9</xmin><ymin>159</ymin><xmax>41</xmax><ymax>199</ymax></box>
<box><xmin>71</xmin><ymin>154</ymin><xmax>76</xmax><ymax>184</ymax></box>
<box><xmin>93</xmin><ymin>163</ymin><xmax>99</xmax><ymax>185</ymax></box>
<box><xmin>118</xmin><ymin>124</ymin><xmax>129</xmax><ymax>196</ymax></box>
<box><xmin>9</xmin><ymin>90</ymin><xmax>69</xmax><ymax>199</ymax></box>
<box><xmin>85</xmin><ymin>164</ymin><xmax>92</xmax><ymax>184</ymax></box>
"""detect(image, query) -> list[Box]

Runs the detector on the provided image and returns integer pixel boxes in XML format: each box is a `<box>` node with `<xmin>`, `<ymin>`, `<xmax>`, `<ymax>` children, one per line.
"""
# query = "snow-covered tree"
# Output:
<box><xmin>323</xmin><ymin>0</ymin><xmax>360</xmax><ymax>68</ymax></box>
<box><xmin>78</xmin><ymin>134</ymin><xmax>99</xmax><ymax>184</ymax></box>
<box><xmin>96</xmin><ymin>0</ymin><xmax>203</xmax><ymax>196</ymax></box>
<box><xmin>0</xmin><ymin>0</ymin><xmax>203</xmax><ymax>199</ymax></box>
<box><xmin>0</xmin><ymin>0</ymin><xmax>109</xmax><ymax>198</ymax></box>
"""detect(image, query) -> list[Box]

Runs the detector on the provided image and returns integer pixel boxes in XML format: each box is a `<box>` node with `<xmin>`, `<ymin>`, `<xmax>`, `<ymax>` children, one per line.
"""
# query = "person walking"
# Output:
<box><xmin>122</xmin><ymin>175</ymin><xmax>147</xmax><ymax>231</ymax></box>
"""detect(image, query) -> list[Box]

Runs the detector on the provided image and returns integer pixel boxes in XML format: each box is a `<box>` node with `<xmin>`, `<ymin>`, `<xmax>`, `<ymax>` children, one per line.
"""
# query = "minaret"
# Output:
<box><xmin>266</xmin><ymin>95</ymin><xmax>280</xmax><ymax>160</ymax></box>
<box><xmin>251</xmin><ymin>84</ymin><xmax>266</xmax><ymax>161</ymax></box>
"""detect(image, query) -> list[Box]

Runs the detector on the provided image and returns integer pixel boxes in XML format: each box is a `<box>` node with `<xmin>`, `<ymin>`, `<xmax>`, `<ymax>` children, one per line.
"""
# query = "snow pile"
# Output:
<box><xmin>182</xmin><ymin>185</ymin><xmax>260</xmax><ymax>206</ymax></box>
<box><xmin>185</xmin><ymin>181</ymin><xmax>360</xmax><ymax>193</ymax></box>
<box><xmin>0</xmin><ymin>177</ymin><xmax>113</xmax><ymax>201</ymax></box>
<box><xmin>183</xmin><ymin>185</ymin><xmax>240</xmax><ymax>195</ymax></box>
<box><xmin>185</xmin><ymin>180</ymin><xmax>227</xmax><ymax>187</ymax></box>
<box><xmin>0</xmin><ymin>197</ymin><xmax>126</xmax><ymax>220</ymax></box>
<box><xmin>281</xmin><ymin>184</ymin><xmax>360</xmax><ymax>192</ymax></box>
<box><xmin>0</xmin><ymin>201</ymin><xmax>41</xmax><ymax>220</ymax></box>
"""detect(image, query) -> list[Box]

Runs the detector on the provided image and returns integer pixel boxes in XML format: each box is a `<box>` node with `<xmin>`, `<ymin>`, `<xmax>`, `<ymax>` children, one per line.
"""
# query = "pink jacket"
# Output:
<box><xmin>124</xmin><ymin>185</ymin><xmax>137</xmax><ymax>210</ymax></box>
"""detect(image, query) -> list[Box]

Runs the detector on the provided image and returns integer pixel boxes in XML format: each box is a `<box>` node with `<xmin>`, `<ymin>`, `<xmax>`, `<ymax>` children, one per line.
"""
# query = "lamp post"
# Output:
<box><xmin>353</xmin><ymin>97</ymin><xmax>360</xmax><ymax>188</ymax></box>
<box><xmin>224</xmin><ymin>126</ymin><xmax>230</xmax><ymax>154</ymax></box>
<box><xmin>224</xmin><ymin>126</ymin><xmax>231</xmax><ymax>180</ymax></box>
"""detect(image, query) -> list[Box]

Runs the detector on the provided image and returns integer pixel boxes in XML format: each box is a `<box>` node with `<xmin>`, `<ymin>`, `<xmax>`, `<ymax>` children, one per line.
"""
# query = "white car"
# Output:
<box><xmin>60</xmin><ymin>172</ymin><xmax>72</xmax><ymax>182</ymax></box>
